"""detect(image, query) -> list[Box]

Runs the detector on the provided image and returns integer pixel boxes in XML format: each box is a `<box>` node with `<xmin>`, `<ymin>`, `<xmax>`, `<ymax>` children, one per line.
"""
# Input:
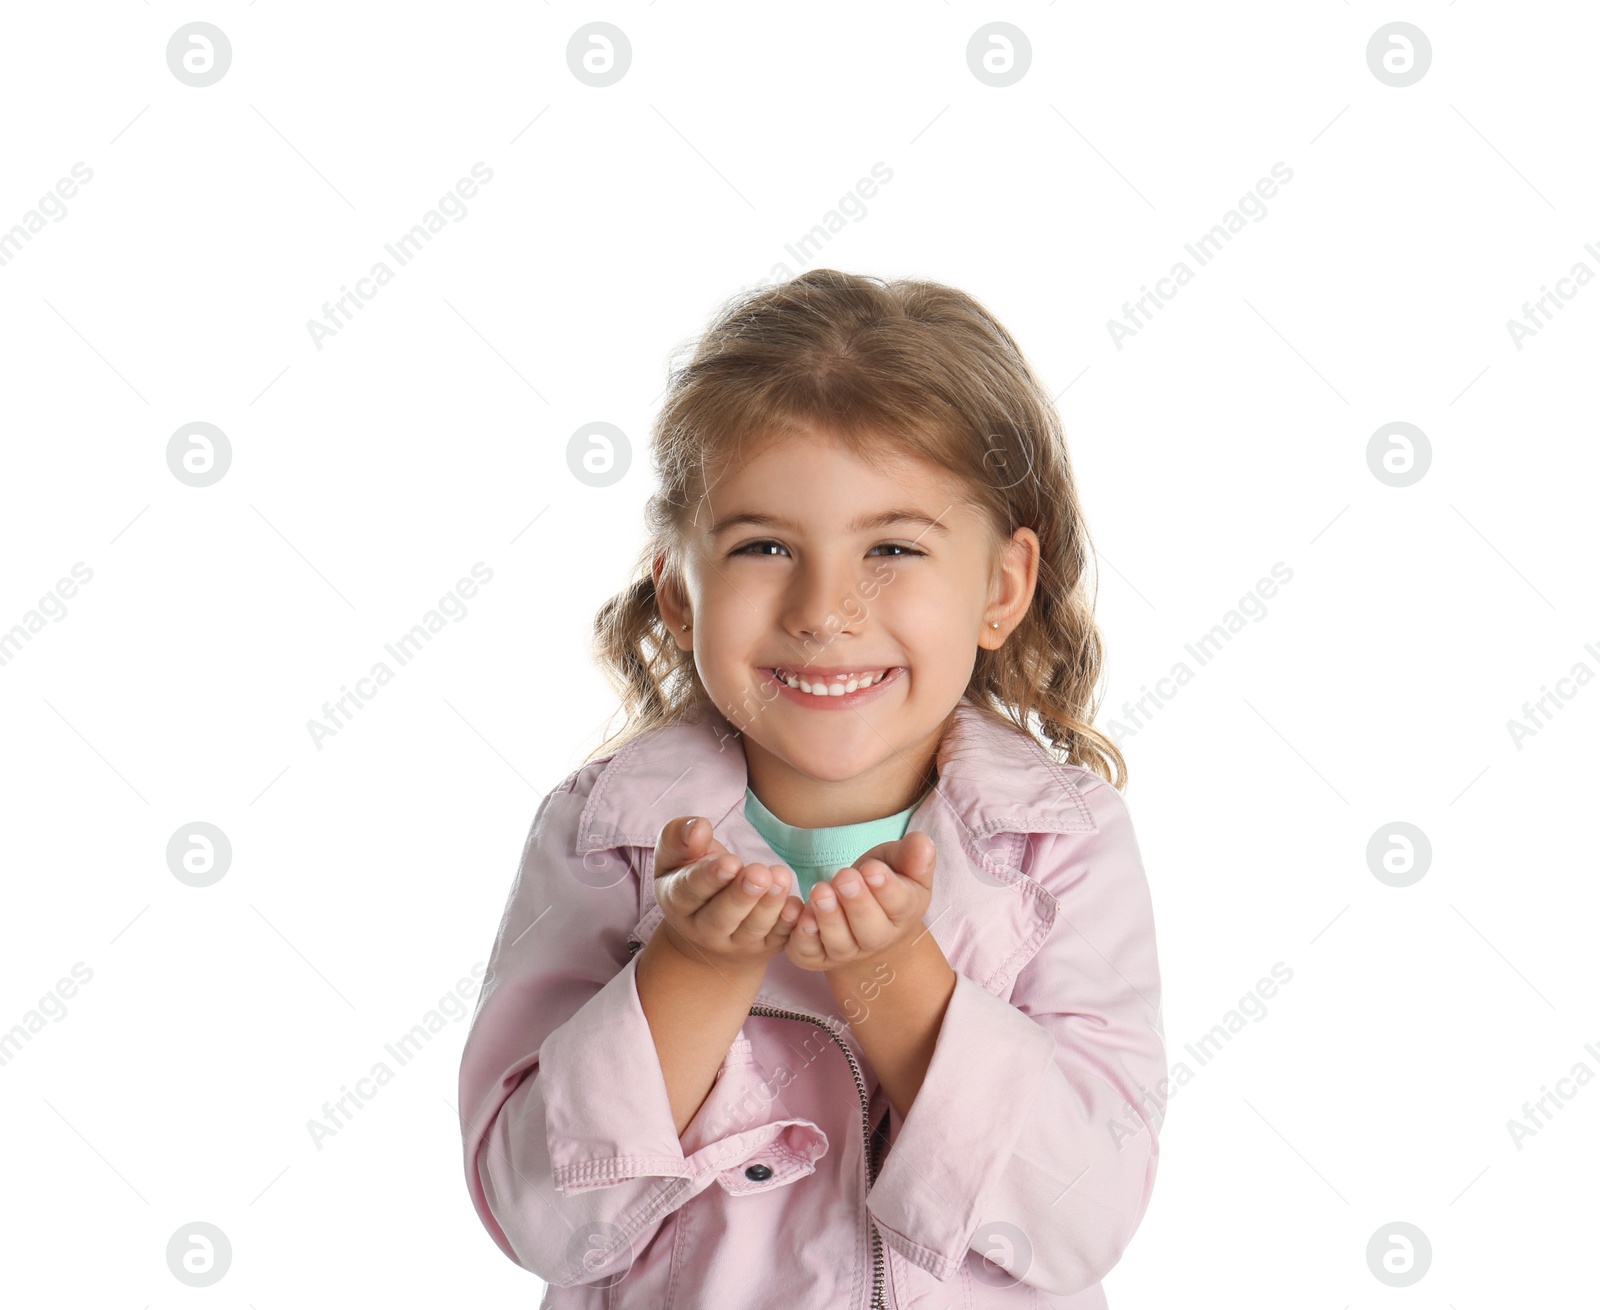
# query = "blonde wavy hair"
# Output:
<box><xmin>586</xmin><ymin>268</ymin><xmax>1128</xmax><ymax>790</ymax></box>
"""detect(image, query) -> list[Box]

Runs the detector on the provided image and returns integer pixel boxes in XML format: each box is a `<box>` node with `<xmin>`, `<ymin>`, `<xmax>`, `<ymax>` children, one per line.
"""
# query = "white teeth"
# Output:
<box><xmin>775</xmin><ymin>668</ymin><xmax>891</xmax><ymax>695</ymax></box>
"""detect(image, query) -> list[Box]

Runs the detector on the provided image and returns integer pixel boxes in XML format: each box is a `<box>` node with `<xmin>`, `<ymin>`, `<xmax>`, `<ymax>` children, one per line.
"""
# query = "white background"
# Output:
<box><xmin>1</xmin><ymin>2</ymin><xmax>1595</xmax><ymax>1305</ymax></box>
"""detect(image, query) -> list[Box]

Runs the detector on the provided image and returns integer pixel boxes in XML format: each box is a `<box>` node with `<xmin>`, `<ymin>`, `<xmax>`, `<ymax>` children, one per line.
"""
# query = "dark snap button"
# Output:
<box><xmin>744</xmin><ymin>1163</ymin><xmax>773</xmax><ymax>1181</ymax></box>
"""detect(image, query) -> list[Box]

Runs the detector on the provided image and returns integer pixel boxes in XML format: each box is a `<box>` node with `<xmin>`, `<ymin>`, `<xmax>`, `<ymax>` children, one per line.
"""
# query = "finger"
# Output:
<box><xmin>866</xmin><ymin>832</ymin><xmax>937</xmax><ymax>891</ymax></box>
<box><xmin>856</xmin><ymin>855</ymin><xmax>918</xmax><ymax>917</ymax></box>
<box><xmin>766</xmin><ymin>892</ymin><xmax>805</xmax><ymax>950</ymax></box>
<box><xmin>807</xmin><ymin>879</ymin><xmax>862</xmax><ymax>960</ymax></box>
<box><xmin>731</xmin><ymin>864</ymin><xmax>794</xmax><ymax>943</ymax></box>
<box><xmin>660</xmin><ymin>850</ymin><xmax>743</xmax><ymax>917</ymax></box>
<box><xmin>828</xmin><ymin>866</ymin><xmax>893</xmax><ymax>949</ymax></box>
<box><xmin>786</xmin><ymin>900</ymin><xmax>828</xmax><ymax>967</ymax></box>
<box><xmin>696</xmin><ymin>861</ymin><xmax>778</xmax><ymax>938</ymax></box>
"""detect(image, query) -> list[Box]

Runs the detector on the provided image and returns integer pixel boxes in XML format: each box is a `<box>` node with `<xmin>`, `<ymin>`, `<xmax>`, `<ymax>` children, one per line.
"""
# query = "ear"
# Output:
<box><xmin>651</xmin><ymin>554</ymin><xmax>693</xmax><ymax>652</ymax></box>
<box><xmin>979</xmin><ymin>527</ymin><xmax>1040</xmax><ymax>649</ymax></box>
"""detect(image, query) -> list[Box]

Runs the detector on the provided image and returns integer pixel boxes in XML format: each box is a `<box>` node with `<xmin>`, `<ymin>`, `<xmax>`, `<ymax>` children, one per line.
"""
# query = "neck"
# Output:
<box><xmin>744</xmin><ymin>743</ymin><xmax>939</xmax><ymax>829</ymax></box>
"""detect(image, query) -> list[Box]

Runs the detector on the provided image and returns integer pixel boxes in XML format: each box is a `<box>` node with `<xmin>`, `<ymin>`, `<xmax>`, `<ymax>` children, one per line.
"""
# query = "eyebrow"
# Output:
<box><xmin>708</xmin><ymin>508</ymin><xmax>951</xmax><ymax>537</ymax></box>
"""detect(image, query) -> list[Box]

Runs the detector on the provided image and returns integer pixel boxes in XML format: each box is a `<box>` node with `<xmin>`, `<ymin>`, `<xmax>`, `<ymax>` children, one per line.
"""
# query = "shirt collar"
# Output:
<box><xmin>744</xmin><ymin>785</ymin><xmax>923</xmax><ymax>865</ymax></box>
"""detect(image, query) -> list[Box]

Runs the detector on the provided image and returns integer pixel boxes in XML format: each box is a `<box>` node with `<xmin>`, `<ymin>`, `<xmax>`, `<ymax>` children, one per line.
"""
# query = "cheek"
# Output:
<box><xmin>869</xmin><ymin>569</ymin><xmax>972</xmax><ymax>626</ymax></box>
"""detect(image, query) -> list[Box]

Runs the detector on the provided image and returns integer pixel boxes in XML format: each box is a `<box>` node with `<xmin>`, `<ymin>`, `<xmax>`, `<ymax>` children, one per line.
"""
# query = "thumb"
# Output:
<box><xmin>657</xmin><ymin>816</ymin><xmax>729</xmax><ymax>878</ymax></box>
<box><xmin>658</xmin><ymin>816</ymin><xmax>705</xmax><ymax>875</ymax></box>
<box><xmin>895</xmin><ymin>832</ymin><xmax>938</xmax><ymax>890</ymax></box>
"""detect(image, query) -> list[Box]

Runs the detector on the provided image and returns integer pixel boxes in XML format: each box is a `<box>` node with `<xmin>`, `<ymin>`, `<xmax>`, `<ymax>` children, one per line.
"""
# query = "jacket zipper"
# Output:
<box><xmin>626</xmin><ymin>940</ymin><xmax>889</xmax><ymax>1309</ymax></box>
<box><xmin>748</xmin><ymin>1002</ymin><xmax>887</xmax><ymax>1310</ymax></box>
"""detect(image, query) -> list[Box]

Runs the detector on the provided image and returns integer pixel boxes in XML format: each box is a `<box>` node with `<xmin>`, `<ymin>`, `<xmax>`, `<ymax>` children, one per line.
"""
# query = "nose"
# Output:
<box><xmin>781</xmin><ymin>553</ymin><xmax>866</xmax><ymax>648</ymax></box>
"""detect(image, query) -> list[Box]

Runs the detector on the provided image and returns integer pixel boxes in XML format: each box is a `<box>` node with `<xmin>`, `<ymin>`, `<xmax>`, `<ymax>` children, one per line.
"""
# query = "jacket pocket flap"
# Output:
<box><xmin>708</xmin><ymin>1119</ymin><xmax>830</xmax><ymax>1195</ymax></box>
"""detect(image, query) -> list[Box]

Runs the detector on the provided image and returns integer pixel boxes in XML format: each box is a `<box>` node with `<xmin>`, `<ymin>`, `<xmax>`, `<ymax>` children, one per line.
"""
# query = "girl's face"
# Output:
<box><xmin>657</xmin><ymin>427</ymin><xmax>1039</xmax><ymax>827</ymax></box>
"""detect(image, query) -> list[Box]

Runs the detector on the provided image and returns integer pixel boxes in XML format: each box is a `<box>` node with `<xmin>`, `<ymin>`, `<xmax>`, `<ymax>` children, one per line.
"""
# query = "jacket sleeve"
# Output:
<box><xmin>457</xmin><ymin>762</ymin><xmax>829</xmax><ymax>1287</ymax></box>
<box><xmin>864</xmin><ymin>774</ymin><xmax>1166</xmax><ymax>1297</ymax></box>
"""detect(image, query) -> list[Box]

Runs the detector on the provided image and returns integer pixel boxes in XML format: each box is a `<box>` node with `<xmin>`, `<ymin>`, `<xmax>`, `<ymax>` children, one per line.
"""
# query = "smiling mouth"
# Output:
<box><xmin>760</xmin><ymin>666</ymin><xmax>900</xmax><ymax>696</ymax></box>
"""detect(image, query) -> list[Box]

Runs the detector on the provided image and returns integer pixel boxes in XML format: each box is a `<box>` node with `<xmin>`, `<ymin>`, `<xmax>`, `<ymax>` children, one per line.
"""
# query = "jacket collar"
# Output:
<box><xmin>576</xmin><ymin>696</ymin><xmax>1097</xmax><ymax>857</ymax></box>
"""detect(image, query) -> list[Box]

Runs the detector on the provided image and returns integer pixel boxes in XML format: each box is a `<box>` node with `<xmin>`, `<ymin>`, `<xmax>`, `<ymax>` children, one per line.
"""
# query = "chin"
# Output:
<box><xmin>785</xmin><ymin>751</ymin><xmax>874</xmax><ymax>785</ymax></box>
<box><xmin>775</xmin><ymin>726</ymin><xmax>892</xmax><ymax>780</ymax></box>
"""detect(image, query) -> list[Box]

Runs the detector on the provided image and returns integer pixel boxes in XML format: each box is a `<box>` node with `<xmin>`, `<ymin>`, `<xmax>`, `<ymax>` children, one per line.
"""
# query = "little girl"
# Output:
<box><xmin>458</xmin><ymin>269</ymin><xmax>1166</xmax><ymax>1309</ymax></box>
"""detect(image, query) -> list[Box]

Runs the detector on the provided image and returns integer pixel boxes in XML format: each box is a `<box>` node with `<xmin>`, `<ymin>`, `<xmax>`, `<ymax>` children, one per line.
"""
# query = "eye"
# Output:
<box><xmin>731</xmin><ymin>540</ymin><xmax>927</xmax><ymax>559</ymax></box>
<box><xmin>730</xmin><ymin>539</ymin><xmax>789</xmax><ymax>558</ymax></box>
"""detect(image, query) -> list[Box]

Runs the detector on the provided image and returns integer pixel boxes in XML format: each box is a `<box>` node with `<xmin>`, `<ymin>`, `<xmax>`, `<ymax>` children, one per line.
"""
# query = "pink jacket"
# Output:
<box><xmin>458</xmin><ymin>698</ymin><xmax>1166</xmax><ymax>1308</ymax></box>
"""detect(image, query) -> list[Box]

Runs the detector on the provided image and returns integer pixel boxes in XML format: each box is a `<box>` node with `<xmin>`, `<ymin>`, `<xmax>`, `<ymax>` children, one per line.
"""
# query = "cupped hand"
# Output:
<box><xmin>651</xmin><ymin>816</ymin><xmax>807</xmax><ymax>973</ymax></box>
<box><xmin>785</xmin><ymin>831</ymin><xmax>937</xmax><ymax>973</ymax></box>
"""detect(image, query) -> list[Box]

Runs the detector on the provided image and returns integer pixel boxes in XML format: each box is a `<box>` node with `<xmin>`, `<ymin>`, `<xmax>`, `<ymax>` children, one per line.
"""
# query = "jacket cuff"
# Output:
<box><xmin>540</xmin><ymin>953</ymin><xmax>828</xmax><ymax>1199</ymax></box>
<box><xmin>866</xmin><ymin>971</ymin><xmax>1056</xmax><ymax>1279</ymax></box>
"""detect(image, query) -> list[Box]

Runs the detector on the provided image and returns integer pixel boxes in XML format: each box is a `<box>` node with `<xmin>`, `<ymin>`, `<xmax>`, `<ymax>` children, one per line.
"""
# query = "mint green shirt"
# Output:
<box><xmin>743</xmin><ymin>784</ymin><xmax>930</xmax><ymax>900</ymax></box>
